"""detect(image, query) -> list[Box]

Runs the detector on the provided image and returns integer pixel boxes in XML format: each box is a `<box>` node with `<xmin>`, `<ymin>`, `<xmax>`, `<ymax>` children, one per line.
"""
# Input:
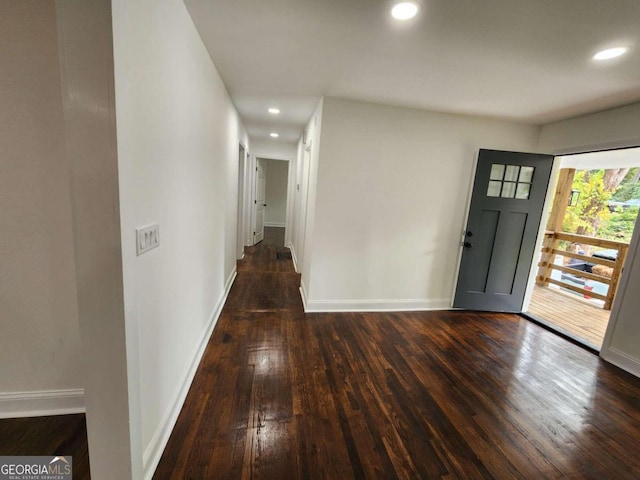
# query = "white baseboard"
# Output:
<box><xmin>302</xmin><ymin>298</ymin><xmax>451</xmax><ymax>313</ymax></box>
<box><xmin>0</xmin><ymin>389</ymin><xmax>85</xmax><ymax>419</ymax></box>
<box><xmin>288</xmin><ymin>242</ymin><xmax>299</xmax><ymax>273</ymax></box>
<box><xmin>264</xmin><ymin>222</ymin><xmax>285</xmax><ymax>227</ymax></box>
<box><xmin>142</xmin><ymin>267</ymin><xmax>237</xmax><ymax>480</ymax></box>
<box><xmin>299</xmin><ymin>279</ymin><xmax>309</xmax><ymax>311</ymax></box>
<box><xmin>600</xmin><ymin>347</ymin><xmax>640</xmax><ymax>378</ymax></box>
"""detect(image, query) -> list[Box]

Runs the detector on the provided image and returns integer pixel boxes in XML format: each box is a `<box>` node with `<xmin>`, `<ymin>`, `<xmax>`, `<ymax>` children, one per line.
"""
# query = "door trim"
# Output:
<box><xmin>449</xmin><ymin>151</ymin><xmax>480</xmax><ymax>307</ymax></box>
<box><xmin>521</xmin><ymin>156</ymin><xmax>561</xmax><ymax>311</ymax></box>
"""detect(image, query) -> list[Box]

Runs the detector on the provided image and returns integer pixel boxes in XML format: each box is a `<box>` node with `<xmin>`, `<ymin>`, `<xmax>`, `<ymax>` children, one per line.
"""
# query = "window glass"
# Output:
<box><xmin>519</xmin><ymin>166</ymin><xmax>534</xmax><ymax>183</ymax></box>
<box><xmin>504</xmin><ymin>165</ymin><xmax>520</xmax><ymax>182</ymax></box>
<box><xmin>487</xmin><ymin>164</ymin><xmax>535</xmax><ymax>200</ymax></box>
<box><xmin>516</xmin><ymin>183</ymin><xmax>531</xmax><ymax>199</ymax></box>
<box><xmin>501</xmin><ymin>182</ymin><xmax>516</xmax><ymax>198</ymax></box>
<box><xmin>490</xmin><ymin>164</ymin><xmax>505</xmax><ymax>181</ymax></box>
<box><xmin>487</xmin><ymin>181</ymin><xmax>502</xmax><ymax>197</ymax></box>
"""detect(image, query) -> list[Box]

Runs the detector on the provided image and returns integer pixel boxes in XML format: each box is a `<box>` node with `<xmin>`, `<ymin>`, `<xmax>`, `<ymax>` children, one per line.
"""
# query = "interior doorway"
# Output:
<box><xmin>253</xmin><ymin>158</ymin><xmax>266</xmax><ymax>244</ymax></box>
<box><xmin>524</xmin><ymin>147</ymin><xmax>640</xmax><ymax>350</ymax></box>
<box><xmin>262</xmin><ymin>159</ymin><xmax>289</xmax><ymax>230</ymax></box>
<box><xmin>252</xmin><ymin>157</ymin><xmax>290</xmax><ymax>246</ymax></box>
<box><xmin>237</xmin><ymin>144</ymin><xmax>247</xmax><ymax>260</ymax></box>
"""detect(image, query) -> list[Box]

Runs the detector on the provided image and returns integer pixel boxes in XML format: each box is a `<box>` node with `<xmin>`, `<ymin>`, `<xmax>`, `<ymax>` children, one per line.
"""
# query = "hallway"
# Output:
<box><xmin>153</xmin><ymin>228</ymin><xmax>640</xmax><ymax>479</ymax></box>
<box><xmin>3</xmin><ymin>229</ymin><xmax>640</xmax><ymax>478</ymax></box>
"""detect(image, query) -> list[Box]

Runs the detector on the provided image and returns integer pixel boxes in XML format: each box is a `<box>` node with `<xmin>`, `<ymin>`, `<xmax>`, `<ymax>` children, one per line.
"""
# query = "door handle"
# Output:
<box><xmin>263</xmin><ymin>203</ymin><xmax>267</xmax><ymax>206</ymax></box>
<box><xmin>463</xmin><ymin>242</ymin><xmax>473</xmax><ymax>248</ymax></box>
<box><xmin>466</xmin><ymin>231</ymin><xmax>473</xmax><ymax>237</ymax></box>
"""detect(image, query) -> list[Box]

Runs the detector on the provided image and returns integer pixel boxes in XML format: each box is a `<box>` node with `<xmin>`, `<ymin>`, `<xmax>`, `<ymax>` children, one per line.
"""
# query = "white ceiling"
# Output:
<box><xmin>185</xmin><ymin>0</ymin><xmax>640</xmax><ymax>150</ymax></box>
<box><xmin>560</xmin><ymin>147</ymin><xmax>640</xmax><ymax>170</ymax></box>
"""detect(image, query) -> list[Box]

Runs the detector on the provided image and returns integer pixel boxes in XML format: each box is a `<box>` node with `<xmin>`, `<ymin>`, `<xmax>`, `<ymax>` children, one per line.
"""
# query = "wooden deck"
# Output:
<box><xmin>527</xmin><ymin>285</ymin><xmax>611</xmax><ymax>349</ymax></box>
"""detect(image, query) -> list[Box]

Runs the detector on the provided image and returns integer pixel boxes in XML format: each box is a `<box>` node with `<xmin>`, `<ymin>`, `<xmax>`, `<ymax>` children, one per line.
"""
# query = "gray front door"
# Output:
<box><xmin>454</xmin><ymin>149</ymin><xmax>553</xmax><ymax>312</ymax></box>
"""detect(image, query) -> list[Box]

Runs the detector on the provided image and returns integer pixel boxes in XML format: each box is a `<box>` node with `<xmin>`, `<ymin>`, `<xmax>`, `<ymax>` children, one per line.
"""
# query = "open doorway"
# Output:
<box><xmin>525</xmin><ymin>147</ymin><xmax>640</xmax><ymax>350</ymax></box>
<box><xmin>253</xmin><ymin>158</ymin><xmax>290</xmax><ymax>248</ymax></box>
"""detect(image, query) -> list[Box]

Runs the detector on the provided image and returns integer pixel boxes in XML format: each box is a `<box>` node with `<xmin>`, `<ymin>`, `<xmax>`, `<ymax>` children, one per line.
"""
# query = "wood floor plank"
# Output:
<box><xmin>4</xmin><ymin>226</ymin><xmax>640</xmax><ymax>480</ymax></box>
<box><xmin>153</xmin><ymin>227</ymin><xmax>640</xmax><ymax>479</ymax></box>
<box><xmin>0</xmin><ymin>414</ymin><xmax>90</xmax><ymax>479</ymax></box>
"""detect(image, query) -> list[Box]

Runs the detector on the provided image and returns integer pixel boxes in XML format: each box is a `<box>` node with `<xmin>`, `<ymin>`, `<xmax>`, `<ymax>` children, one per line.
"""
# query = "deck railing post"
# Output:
<box><xmin>536</xmin><ymin>231</ymin><xmax>629</xmax><ymax>311</ymax></box>
<box><xmin>537</xmin><ymin>232</ymin><xmax>556</xmax><ymax>287</ymax></box>
<box><xmin>537</xmin><ymin>169</ymin><xmax>576</xmax><ymax>288</ymax></box>
<box><xmin>606</xmin><ymin>244</ymin><xmax>629</xmax><ymax>310</ymax></box>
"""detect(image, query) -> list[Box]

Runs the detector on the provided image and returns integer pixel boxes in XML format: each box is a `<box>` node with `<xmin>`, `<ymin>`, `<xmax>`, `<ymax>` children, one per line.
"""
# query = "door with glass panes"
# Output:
<box><xmin>454</xmin><ymin>149</ymin><xmax>553</xmax><ymax>312</ymax></box>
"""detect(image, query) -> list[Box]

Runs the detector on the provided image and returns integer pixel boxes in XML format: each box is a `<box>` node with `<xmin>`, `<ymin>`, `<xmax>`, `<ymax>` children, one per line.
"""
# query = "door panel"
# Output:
<box><xmin>467</xmin><ymin>209</ymin><xmax>500</xmax><ymax>293</ymax></box>
<box><xmin>454</xmin><ymin>149</ymin><xmax>553</xmax><ymax>312</ymax></box>
<box><xmin>254</xmin><ymin>158</ymin><xmax>266</xmax><ymax>244</ymax></box>
<box><xmin>488</xmin><ymin>211</ymin><xmax>527</xmax><ymax>294</ymax></box>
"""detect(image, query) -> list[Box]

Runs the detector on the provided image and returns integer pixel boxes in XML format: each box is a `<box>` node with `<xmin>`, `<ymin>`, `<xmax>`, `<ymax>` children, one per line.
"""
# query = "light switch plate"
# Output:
<box><xmin>136</xmin><ymin>224</ymin><xmax>160</xmax><ymax>256</ymax></box>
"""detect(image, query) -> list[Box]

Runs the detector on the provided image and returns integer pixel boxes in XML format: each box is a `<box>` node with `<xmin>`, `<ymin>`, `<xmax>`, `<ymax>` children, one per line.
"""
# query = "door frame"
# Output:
<box><xmin>457</xmin><ymin>143</ymin><xmax>640</xmax><ymax>369</ymax></box>
<box><xmin>236</xmin><ymin>143</ymin><xmax>248</xmax><ymax>260</ymax></box>
<box><xmin>249</xmin><ymin>154</ymin><xmax>293</xmax><ymax>246</ymax></box>
<box><xmin>449</xmin><ymin>152</ymin><xmax>480</xmax><ymax>305</ymax></box>
<box><xmin>248</xmin><ymin>152</ymin><xmax>257</xmax><ymax>246</ymax></box>
<box><xmin>252</xmin><ymin>158</ymin><xmax>266</xmax><ymax>244</ymax></box>
<box><xmin>521</xmin><ymin>157</ymin><xmax>562</xmax><ymax>311</ymax></box>
<box><xmin>453</xmin><ymin>145</ymin><xmax>640</xmax><ymax>315</ymax></box>
<box><xmin>296</xmin><ymin>142</ymin><xmax>313</xmax><ymax>273</ymax></box>
<box><xmin>522</xmin><ymin>148</ymin><xmax>640</xmax><ymax>313</ymax></box>
<box><xmin>522</xmin><ymin>146</ymin><xmax>640</xmax><ymax>353</ymax></box>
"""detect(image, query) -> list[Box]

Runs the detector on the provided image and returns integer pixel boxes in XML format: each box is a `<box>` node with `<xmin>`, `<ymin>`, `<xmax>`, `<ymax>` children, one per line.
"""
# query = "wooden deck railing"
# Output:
<box><xmin>536</xmin><ymin>231</ymin><xmax>629</xmax><ymax>310</ymax></box>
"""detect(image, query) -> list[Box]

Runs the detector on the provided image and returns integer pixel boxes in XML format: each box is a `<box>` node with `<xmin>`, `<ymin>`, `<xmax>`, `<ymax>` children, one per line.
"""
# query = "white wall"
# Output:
<box><xmin>0</xmin><ymin>1</ymin><xmax>83</xmax><ymax>417</ymax></box>
<box><xmin>539</xmin><ymin>102</ymin><xmax>640</xmax><ymax>154</ymax></box>
<box><xmin>264</xmin><ymin>159</ymin><xmax>289</xmax><ymax>227</ymax></box>
<box><xmin>537</xmin><ymin>102</ymin><xmax>640</xmax><ymax>377</ymax></box>
<box><xmin>302</xmin><ymin>97</ymin><xmax>540</xmax><ymax>311</ymax></box>
<box><xmin>290</xmin><ymin>100</ymin><xmax>324</xmax><ymax>285</ymax></box>
<box><xmin>300</xmin><ymin>102</ymin><xmax>324</xmax><ymax>300</ymax></box>
<box><xmin>111</xmin><ymin>0</ymin><xmax>248</xmax><ymax>477</ymax></box>
<box><xmin>603</xmin><ymin>225</ymin><xmax>640</xmax><ymax>376</ymax></box>
<box><xmin>56</xmin><ymin>0</ymin><xmax>134</xmax><ymax>478</ymax></box>
<box><xmin>251</xmin><ymin>139</ymin><xmax>296</xmax><ymax>162</ymax></box>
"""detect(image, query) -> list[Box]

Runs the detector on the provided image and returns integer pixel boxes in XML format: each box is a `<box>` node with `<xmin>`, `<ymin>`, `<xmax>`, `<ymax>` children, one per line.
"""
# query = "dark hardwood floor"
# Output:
<box><xmin>4</xmin><ymin>227</ymin><xmax>640</xmax><ymax>479</ymax></box>
<box><xmin>155</xmin><ymin>227</ymin><xmax>640</xmax><ymax>479</ymax></box>
<box><xmin>0</xmin><ymin>414</ymin><xmax>90</xmax><ymax>479</ymax></box>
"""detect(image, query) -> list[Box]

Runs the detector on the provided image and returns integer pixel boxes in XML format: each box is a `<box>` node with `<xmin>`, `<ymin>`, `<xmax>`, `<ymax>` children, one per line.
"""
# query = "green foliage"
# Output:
<box><xmin>599</xmin><ymin>206</ymin><xmax>639</xmax><ymax>243</ymax></box>
<box><xmin>563</xmin><ymin>170</ymin><xmax>611</xmax><ymax>236</ymax></box>
<box><xmin>612</xmin><ymin>182</ymin><xmax>640</xmax><ymax>201</ymax></box>
<box><xmin>562</xmin><ymin>168</ymin><xmax>640</xmax><ymax>243</ymax></box>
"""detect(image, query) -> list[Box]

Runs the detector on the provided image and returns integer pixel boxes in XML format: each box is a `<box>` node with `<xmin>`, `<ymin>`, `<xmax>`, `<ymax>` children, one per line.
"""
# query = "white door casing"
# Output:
<box><xmin>236</xmin><ymin>144</ymin><xmax>246</xmax><ymax>259</ymax></box>
<box><xmin>296</xmin><ymin>144</ymin><xmax>312</xmax><ymax>269</ymax></box>
<box><xmin>254</xmin><ymin>158</ymin><xmax>266</xmax><ymax>244</ymax></box>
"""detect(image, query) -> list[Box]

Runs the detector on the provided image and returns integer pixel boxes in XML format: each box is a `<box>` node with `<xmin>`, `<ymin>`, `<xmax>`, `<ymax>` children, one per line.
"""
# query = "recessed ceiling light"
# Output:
<box><xmin>270</xmin><ymin>133</ymin><xmax>279</xmax><ymax>138</ymax></box>
<box><xmin>593</xmin><ymin>47</ymin><xmax>628</xmax><ymax>61</ymax></box>
<box><xmin>391</xmin><ymin>1</ymin><xmax>419</xmax><ymax>20</ymax></box>
<box><xmin>268</xmin><ymin>108</ymin><xmax>280</xmax><ymax>114</ymax></box>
